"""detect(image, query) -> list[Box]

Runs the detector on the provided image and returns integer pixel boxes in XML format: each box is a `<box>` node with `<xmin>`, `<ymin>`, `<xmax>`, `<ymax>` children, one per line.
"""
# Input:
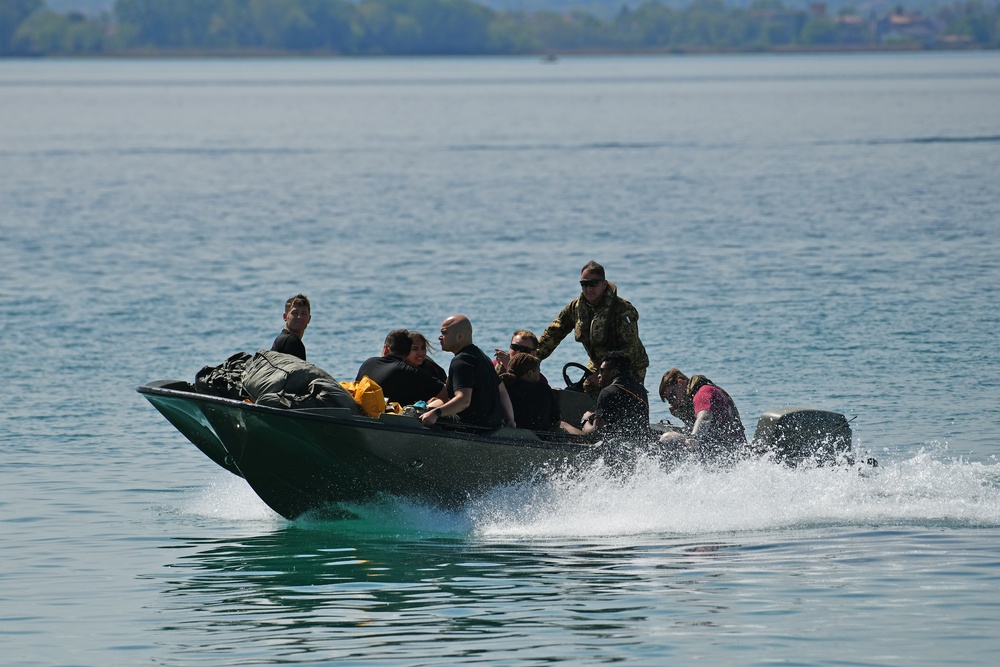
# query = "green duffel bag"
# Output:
<box><xmin>241</xmin><ymin>350</ymin><xmax>360</xmax><ymax>413</ymax></box>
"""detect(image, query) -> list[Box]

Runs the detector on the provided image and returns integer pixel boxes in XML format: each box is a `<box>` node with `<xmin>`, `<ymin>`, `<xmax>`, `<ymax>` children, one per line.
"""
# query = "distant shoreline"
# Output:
<box><xmin>5</xmin><ymin>43</ymin><xmax>995</xmax><ymax>59</ymax></box>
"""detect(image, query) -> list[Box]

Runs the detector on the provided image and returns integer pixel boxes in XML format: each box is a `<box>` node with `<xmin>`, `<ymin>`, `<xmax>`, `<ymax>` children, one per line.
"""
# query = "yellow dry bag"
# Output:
<box><xmin>339</xmin><ymin>376</ymin><xmax>385</xmax><ymax>418</ymax></box>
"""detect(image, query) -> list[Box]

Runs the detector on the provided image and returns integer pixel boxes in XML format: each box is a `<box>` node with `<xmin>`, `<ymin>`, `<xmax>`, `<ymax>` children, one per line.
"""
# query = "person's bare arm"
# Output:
<box><xmin>420</xmin><ymin>388</ymin><xmax>472</xmax><ymax>426</ymax></box>
<box><xmin>498</xmin><ymin>382</ymin><xmax>516</xmax><ymax>428</ymax></box>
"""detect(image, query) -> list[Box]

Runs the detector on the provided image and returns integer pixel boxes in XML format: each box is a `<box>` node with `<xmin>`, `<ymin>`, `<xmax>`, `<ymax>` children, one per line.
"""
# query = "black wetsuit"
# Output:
<box><xmin>271</xmin><ymin>329</ymin><xmax>306</xmax><ymax>361</ymax></box>
<box><xmin>447</xmin><ymin>345</ymin><xmax>504</xmax><ymax>428</ymax></box>
<box><xmin>506</xmin><ymin>379</ymin><xmax>561</xmax><ymax>431</ymax></box>
<box><xmin>356</xmin><ymin>355</ymin><xmax>445</xmax><ymax>407</ymax></box>
<box><xmin>595</xmin><ymin>375</ymin><xmax>649</xmax><ymax>440</ymax></box>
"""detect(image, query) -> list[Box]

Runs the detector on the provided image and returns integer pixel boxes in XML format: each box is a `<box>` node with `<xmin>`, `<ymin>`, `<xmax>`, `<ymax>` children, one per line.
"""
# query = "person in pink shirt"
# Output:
<box><xmin>658</xmin><ymin>369</ymin><xmax>746</xmax><ymax>459</ymax></box>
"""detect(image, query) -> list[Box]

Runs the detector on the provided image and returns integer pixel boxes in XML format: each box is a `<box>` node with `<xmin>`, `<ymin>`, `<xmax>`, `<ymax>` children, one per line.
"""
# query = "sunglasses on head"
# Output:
<box><xmin>510</xmin><ymin>343</ymin><xmax>536</xmax><ymax>354</ymax></box>
<box><xmin>580</xmin><ymin>278</ymin><xmax>603</xmax><ymax>288</ymax></box>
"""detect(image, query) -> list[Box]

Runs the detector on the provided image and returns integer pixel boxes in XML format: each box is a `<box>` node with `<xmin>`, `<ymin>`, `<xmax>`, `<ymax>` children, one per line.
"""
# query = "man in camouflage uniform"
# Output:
<box><xmin>536</xmin><ymin>261</ymin><xmax>649</xmax><ymax>385</ymax></box>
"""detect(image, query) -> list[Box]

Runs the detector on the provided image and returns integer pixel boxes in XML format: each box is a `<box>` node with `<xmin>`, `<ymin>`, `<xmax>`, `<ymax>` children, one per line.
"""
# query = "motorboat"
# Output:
<box><xmin>138</xmin><ymin>357</ymin><xmax>866</xmax><ymax>520</ymax></box>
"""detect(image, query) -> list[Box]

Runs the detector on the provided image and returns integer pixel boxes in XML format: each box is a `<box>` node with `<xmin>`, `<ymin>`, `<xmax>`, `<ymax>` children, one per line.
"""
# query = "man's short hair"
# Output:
<box><xmin>384</xmin><ymin>329</ymin><xmax>413</xmax><ymax>357</ymax></box>
<box><xmin>511</xmin><ymin>329</ymin><xmax>538</xmax><ymax>348</ymax></box>
<box><xmin>659</xmin><ymin>368</ymin><xmax>688</xmax><ymax>397</ymax></box>
<box><xmin>285</xmin><ymin>294</ymin><xmax>310</xmax><ymax>313</ymax></box>
<box><xmin>602</xmin><ymin>350</ymin><xmax>633</xmax><ymax>377</ymax></box>
<box><xmin>581</xmin><ymin>260</ymin><xmax>605</xmax><ymax>279</ymax></box>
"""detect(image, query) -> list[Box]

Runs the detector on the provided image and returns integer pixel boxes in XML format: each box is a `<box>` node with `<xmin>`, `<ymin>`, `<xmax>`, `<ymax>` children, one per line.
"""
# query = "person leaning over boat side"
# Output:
<box><xmin>419</xmin><ymin>315</ymin><xmax>517</xmax><ymax>429</ymax></box>
<box><xmin>562</xmin><ymin>351</ymin><xmax>649</xmax><ymax>439</ymax></box>
<box><xmin>405</xmin><ymin>330</ymin><xmax>448</xmax><ymax>384</ymax></box>
<box><xmin>658</xmin><ymin>368</ymin><xmax>747</xmax><ymax>459</ymax></box>
<box><xmin>535</xmin><ymin>261</ymin><xmax>649</xmax><ymax>386</ymax></box>
<box><xmin>356</xmin><ymin>329</ymin><xmax>447</xmax><ymax>407</ymax></box>
<box><xmin>271</xmin><ymin>293</ymin><xmax>310</xmax><ymax>361</ymax></box>
<box><xmin>499</xmin><ymin>353</ymin><xmax>561</xmax><ymax>431</ymax></box>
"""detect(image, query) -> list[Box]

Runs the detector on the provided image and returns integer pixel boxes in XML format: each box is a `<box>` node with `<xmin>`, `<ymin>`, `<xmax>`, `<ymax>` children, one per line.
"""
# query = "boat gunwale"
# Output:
<box><xmin>137</xmin><ymin>381</ymin><xmax>597</xmax><ymax>452</ymax></box>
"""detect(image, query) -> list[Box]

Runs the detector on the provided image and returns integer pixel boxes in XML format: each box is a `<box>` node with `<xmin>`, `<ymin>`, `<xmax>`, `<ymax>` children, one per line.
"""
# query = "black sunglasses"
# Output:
<box><xmin>510</xmin><ymin>343</ymin><xmax>536</xmax><ymax>354</ymax></box>
<box><xmin>580</xmin><ymin>278</ymin><xmax>603</xmax><ymax>288</ymax></box>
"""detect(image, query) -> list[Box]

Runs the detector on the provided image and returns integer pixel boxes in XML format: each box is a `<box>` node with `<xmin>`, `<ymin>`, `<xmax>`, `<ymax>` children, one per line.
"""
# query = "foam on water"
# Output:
<box><xmin>468</xmin><ymin>448</ymin><xmax>1000</xmax><ymax>537</ymax></box>
<box><xmin>180</xmin><ymin>472</ymin><xmax>285</xmax><ymax>524</ymax></box>
<box><xmin>178</xmin><ymin>445</ymin><xmax>1000</xmax><ymax>536</ymax></box>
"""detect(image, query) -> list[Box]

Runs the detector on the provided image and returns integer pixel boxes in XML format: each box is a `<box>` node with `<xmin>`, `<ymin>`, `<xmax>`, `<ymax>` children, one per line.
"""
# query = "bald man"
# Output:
<box><xmin>420</xmin><ymin>314</ymin><xmax>516</xmax><ymax>429</ymax></box>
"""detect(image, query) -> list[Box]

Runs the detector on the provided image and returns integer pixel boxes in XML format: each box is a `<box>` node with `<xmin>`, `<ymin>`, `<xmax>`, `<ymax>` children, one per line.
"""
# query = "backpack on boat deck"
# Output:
<box><xmin>195</xmin><ymin>351</ymin><xmax>251</xmax><ymax>399</ymax></box>
<box><xmin>240</xmin><ymin>350</ymin><xmax>360</xmax><ymax>413</ymax></box>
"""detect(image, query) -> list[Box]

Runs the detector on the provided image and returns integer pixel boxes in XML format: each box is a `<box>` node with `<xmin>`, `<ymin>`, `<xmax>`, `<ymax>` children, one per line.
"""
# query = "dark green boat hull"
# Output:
<box><xmin>138</xmin><ymin>382</ymin><xmax>596</xmax><ymax>519</ymax></box>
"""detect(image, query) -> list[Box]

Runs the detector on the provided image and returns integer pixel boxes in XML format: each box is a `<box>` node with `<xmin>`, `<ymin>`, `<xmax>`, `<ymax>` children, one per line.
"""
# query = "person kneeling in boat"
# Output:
<box><xmin>356</xmin><ymin>329</ymin><xmax>448</xmax><ymax>407</ymax></box>
<box><xmin>420</xmin><ymin>315</ymin><xmax>517</xmax><ymax>429</ymax></box>
<box><xmin>658</xmin><ymin>369</ymin><xmax>746</xmax><ymax>460</ymax></box>
<box><xmin>500</xmin><ymin>354</ymin><xmax>561</xmax><ymax>431</ymax></box>
<box><xmin>561</xmin><ymin>351</ymin><xmax>649</xmax><ymax>440</ymax></box>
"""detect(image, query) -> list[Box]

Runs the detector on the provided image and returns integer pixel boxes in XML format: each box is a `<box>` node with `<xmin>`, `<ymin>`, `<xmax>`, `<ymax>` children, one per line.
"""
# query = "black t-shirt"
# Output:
<box><xmin>595</xmin><ymin>376</ymin><xmax>649</xmax><ymax>439</ymax></box>
<box><xmin>506</xmin><ymin>379</ymin><xmax>561</xmax><ymax>431</ymax></box>
<box><xmin>421</xmin><ymin>357</ymin><xmax>448</xmax><ymax>383</ymax></box>
<box><xmin>356</xmin><ymin>355</ymin><xmax>445</xmax><ymax>407</ymax></box>
<box><xmin>271</xmin><ymin>330</ymin><xmax>306</xmax><ymax>361</ymax></box>
<box><xmin>447</xmin><ymin>345</ymin><xmax>504</xmax><ymax>428</ymax></box>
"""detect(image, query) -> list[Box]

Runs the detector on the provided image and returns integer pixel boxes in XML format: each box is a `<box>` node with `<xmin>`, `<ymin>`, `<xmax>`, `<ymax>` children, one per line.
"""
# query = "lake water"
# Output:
<box><xmin>2</xmin><ymin>52</ymin><xmax>999</xmax><ymax>666</ymax></box>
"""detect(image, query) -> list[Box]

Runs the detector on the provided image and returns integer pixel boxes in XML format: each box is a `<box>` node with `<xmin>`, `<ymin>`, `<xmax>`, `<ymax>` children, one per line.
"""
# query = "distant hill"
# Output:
<box><xmin>46</xmin><ymin>0</ymin><xmax>113</xmax><ymax>14</ymax></box>
<box><xmin>42</xmin><ymin>0</ymin><xmax>982</xmax><ymax>17</ymax></box>
<box><xmin>478</xmin><ymin>0</ymin><xmax>989</xmax><ymax>17</ymax></box>
<box><xmin>478</xmin><ymin>0</ymin><xmax>647</xmax><ymax>17</ymax></box>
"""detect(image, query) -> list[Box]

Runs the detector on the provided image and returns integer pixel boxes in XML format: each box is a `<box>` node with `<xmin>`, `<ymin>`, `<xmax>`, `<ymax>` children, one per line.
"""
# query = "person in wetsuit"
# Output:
<box><xmin>419</xmin><ymin>314</ymin><xmax>516</xmax><ymax>429</ymax></box>
<box><xmin>356</xmin><ymin>329</ymin><xmax>447</xmax><ymax>407</ymax></box>
<box><xmin>562</xmin><ymin>351</ymin><xmax>649</xmax><ymax>440</ymax></box>
<box><xmin>271</xmin><ymin>294</ymin><xmax>310</xmax><ymax>361</ymax></box>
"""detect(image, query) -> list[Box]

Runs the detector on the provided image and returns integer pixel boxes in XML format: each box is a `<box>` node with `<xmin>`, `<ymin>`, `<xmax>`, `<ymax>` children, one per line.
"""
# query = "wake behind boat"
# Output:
<box><xmin>139</xmin><ymin>351</ymin><xmax>869</xmax><ymax>520</ymax></box>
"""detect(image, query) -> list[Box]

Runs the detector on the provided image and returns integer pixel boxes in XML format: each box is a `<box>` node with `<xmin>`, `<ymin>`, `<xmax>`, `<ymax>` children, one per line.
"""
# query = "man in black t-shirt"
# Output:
<box><xmin>562</xmin><ymin>351</ymin><xmax>649</xmax><ymax>440</ymax></box>
<box><xmin>419</xmin><ymin>314</ymin><xmax>516</xmax><ymax>429</ymax></box>
<box><xmin>356</xmin><ymin>329</ymin><xmax>447</xmax><ymax>406</ymax></box>
<box><xmin>271</xmin><ymin>294</ymin><xmax>310</xmax><ymax>361</ymax></box>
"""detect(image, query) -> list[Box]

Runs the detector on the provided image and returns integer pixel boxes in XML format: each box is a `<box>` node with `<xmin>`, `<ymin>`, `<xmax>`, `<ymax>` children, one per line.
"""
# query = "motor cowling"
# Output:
<box><xmin>752</xmin><ymin>407</ymin><xmax>852</xmax><ymax>465</ymax></box>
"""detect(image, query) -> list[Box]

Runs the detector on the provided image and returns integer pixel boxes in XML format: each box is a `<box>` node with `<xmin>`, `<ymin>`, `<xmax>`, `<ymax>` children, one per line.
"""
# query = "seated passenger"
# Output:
<box><xmin>356</xmin><ymin>329</ymin><xmax>447</xmax><ymax>407</ymax></box>
<box><xmin>492</xmin><ymin>328</ymin><xmax>554</xmax><ymax>384</ymax></box>
<box><xmin>658</xmin><ymin>368</ymin><xmax>746</xmax><ymax>459</ymax></box>
<box><xmin>561</xmin><ymin>351</ymin><xmax>649</xmax><ymax>440</ymax></box>
<box><xmin>405</xmin><ymin>330</ymin><xmax>447</xmax><ymax>383</ymax></box>
<box><xmin>493</xmin><ymin>329</ymin><xmax>539</xmax><ymax>374</ymax></box>
<box><xmin>500</xmin><ymin>354</ymin><xmax>561</xmax><ymax>431</ymax></box>
<box><xmin>419</xmin><ymin>314</ymin><xmax>516</xmax><ymax>429</ymax></box>
<box><xmin>271</xmin><ymin>294</ymin><xmax>310</xmax><ymax>361</ymax></box>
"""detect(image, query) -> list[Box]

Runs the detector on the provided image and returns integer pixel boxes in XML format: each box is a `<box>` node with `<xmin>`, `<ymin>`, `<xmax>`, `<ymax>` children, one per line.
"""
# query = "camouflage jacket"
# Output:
<box><xmin>536</xmin><ymin>282</ymin><xmax>649</xmax><ymax>382</ymax></box>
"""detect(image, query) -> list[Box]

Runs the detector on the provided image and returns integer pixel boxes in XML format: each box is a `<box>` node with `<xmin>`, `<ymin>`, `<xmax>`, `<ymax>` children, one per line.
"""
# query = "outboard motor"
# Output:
<box><xmin>752</xmin><ymin>407</ymin><xmax>853</xmax><ymax>466</ymax></box>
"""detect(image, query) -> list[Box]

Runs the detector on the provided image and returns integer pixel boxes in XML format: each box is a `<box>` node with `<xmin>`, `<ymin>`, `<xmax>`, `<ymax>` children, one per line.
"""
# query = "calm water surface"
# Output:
<box><xmin>1</xmin><ymin>53</ymin><xmax>999</xmax><ymax>666</ymax></box>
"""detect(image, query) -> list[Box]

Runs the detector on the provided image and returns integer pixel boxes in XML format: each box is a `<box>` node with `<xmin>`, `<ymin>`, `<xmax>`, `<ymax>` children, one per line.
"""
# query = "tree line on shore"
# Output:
<box><xmin>2</xmin><ymin>0</ymin><xmax>998</xmax><ymax>56</ymax></box>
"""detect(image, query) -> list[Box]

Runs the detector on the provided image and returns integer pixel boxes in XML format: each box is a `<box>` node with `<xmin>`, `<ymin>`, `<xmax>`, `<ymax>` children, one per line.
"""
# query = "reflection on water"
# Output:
<box><xmin>153</xmin><ymin>446</ymin><xmax>1000</xmax><ymax>662</ymax></box>
<box><xmin>160</xmin><ymin>526</ymin><xmax>738</xmax><ymax>662</ymax></box>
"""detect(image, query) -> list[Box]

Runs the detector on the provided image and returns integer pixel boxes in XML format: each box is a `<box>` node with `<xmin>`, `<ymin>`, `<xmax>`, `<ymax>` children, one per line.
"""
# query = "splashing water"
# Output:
<box><xmin>181</xmin><ymin>444</ymin><xmax>1000</xmax><ymax>536</ymax></box>
<box><xmin>468</xmin><ymin>448</ymin><xmax>1000</xmax><ymax>537</ymax></box>
<box><xmin>181</xmin><ymin>473</ymin><xmax>285</xmax><ymax>524</ymax></box>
